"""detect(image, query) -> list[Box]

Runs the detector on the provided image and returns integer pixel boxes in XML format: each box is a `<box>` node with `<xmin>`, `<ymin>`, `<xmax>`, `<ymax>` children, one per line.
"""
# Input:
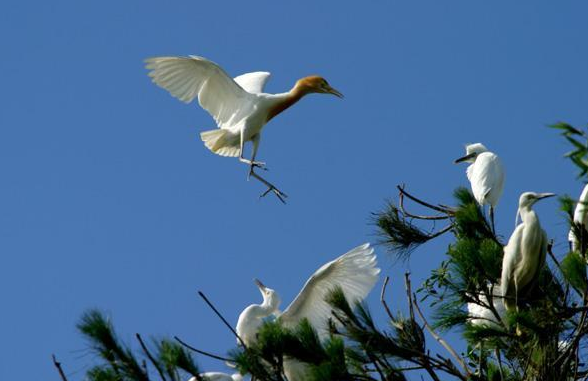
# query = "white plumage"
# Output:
<box><xmin>568</xmin><ymin>183</ymin><xmax>588</xmax><ymax>252</ymax></box>
<box><xmin>234</xmin><ymin>243</ymin><xmax>380</xmax><ymax>381</ymax></box>
<box><xmin>189</xmin><ymin>372</ymin><xmax>242</xmax><ymax>381</ymax></box>
<box><xmin>467</xmin><ymin>285</ymin><xmax>506</xmax><ymax>328</ymax></box>
<box><xmin>145</xmin><ymin>55</ymin><xmax>342</xmax><ymax>169</ymax></box>
<box><xmin>455</xmin><ymin>143</ymin><xmax>505</xmax><ymax>231</ymax></box>
<box><xmin>501</xmin><ymin>192</ymin><xmax>553</xmax><ymax>312</ymax></box>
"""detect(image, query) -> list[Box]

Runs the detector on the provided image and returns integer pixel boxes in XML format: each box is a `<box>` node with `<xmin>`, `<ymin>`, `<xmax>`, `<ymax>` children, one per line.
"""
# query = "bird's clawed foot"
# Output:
<box><xmin>240</xmin><ymin>158</ymin><xmax>268</xmax><ymax>170</ymax></box>
<box><xmin>260</xmin><ymin>184</ymin><xmax>288</xmax><ymax>204</ymax></box>
<box><xmin>248</xmin><ymin>168</ymin><xmax>288</xmax><ymax>204</ymax></box>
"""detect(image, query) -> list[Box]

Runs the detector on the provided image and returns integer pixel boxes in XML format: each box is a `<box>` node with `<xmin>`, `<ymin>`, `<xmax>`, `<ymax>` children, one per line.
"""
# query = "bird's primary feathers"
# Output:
<box><xmin>235</xmin><ymin>243</ymin><xmax>380</xmax><ymax>346</ymax></box>
<box><xmin>279</xmin><ymin>243</ymin><xmax>381</xmax><ymax>337</ymax></box>
<box><xmin>145</xmin><ymin>55</ymin><xmax>342</xmax><ymax>161</ymax></box>
<box><xmin>501</xmin><ymin>192</ymin><xmax>552</xmax><ymax>311</ymax></box>
<box><xmin>234</xmin><ymin>243</ymin><xmax>379</xmax><ymax>381</ymax></box>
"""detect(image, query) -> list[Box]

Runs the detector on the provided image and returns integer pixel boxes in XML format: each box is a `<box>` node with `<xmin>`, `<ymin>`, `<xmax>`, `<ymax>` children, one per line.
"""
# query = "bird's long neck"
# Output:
<box><xmin>519</xmin><ymin>206</ymin><xmax>538</xmax><ymax>225</ymax></box>
<box><xmin>266</xmin><ymin>85</ymin><xmax>309</xmax><ymax>122</ymax></box>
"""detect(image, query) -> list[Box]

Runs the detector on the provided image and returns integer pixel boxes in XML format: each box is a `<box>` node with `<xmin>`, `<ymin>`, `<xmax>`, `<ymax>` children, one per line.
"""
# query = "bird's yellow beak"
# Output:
<box><xmin>325</xmin><ymin>85</ymin><xmax>344</xmax><ymax>98</ymax></box>
<box><xmin>454</xmin><ymin>152</ymin><xmax>476</xmax><ymax>164</ymax></box>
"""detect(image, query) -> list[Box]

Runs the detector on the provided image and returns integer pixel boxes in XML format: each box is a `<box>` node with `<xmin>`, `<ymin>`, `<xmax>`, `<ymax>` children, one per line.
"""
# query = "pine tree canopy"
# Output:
<box><xmin>53</xmin><ymin>124</ymin><xmax>588</xmax><ymax>381</ymax></box>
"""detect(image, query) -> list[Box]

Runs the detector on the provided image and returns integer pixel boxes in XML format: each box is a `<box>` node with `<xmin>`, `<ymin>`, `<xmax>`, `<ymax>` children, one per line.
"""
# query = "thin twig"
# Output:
<box><xmin>399</xmin><ymin>190</ymin><xmax>450</xmax><ymax>220</ymax></box>
<box><xmin>52</xmin><ymin>354</ymin><xmax>69</xmax><ymax>381</ymax></box>
<box><xmin>495</xmin><ymin>348</ymin><xmax>504</xmax><ymax>381</ymax></box>
<box><xmin>174</xmin><ymin>336</ymin><xmax>235</xmax><ymax>363</ymax></box>
<box><xmin>404</xmin><ymin>273</ymin><xmax>442</xmax><ymax>381</ymax></box>
<box><xmin>397</xmin><ymin>185</ymin><xmax>453</xmax><ymax>214</ymax></box>
<box><xmin>380</xmin><ymin>276</ymin><xmax>394</xmax><ymax>320</ymax></box>
<box><xmin>136</xmin><ymin>333</ymin><xmax>167</xmax><ymax>381</ymax></box>
<box><xmin>198</xmin><ymin>291</ymin><xmax>247</xmax><ymax>348</ymax></box>
<box><xmin>412</xmin><ymin>293</ymin><xmax>470</xmax><ymax>376</ymax></box>
<box><xmin>141</xmin><ymin>360</ymin><xmax>150</xmax><ymax>381</ymax></box>
<box><xmin>404</xmin><ymin>273</ymin><xmax>415</xmax><ymax>321</ymax></box>
<box><xmin>249</xmin><ymin>169</ymin><xmax>287</xmax><ymax>204</ymax></box>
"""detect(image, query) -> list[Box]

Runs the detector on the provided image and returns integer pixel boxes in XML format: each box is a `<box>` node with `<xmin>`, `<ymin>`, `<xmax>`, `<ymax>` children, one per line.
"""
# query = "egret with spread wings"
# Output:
<box><xmin>145</xmin><ymin>55</ymin><xmax>342</xmax><ymax>203</ymax></box>
<box><xmin>235</xmin><ymin>243</ymin><xmax>380</xmax><ymax>381</ymax></box>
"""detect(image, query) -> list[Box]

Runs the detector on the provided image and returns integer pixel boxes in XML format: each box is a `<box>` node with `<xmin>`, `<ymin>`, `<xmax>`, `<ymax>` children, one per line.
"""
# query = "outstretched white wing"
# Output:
<box><xmin>145</xmin><ymin>56</ymin><xmax>255</xmax><ymax>128</ymax></box>
<box><xmin>233</xmin><ymin>72</ymin><xmax>271</xmax><ymax>94</ymax></box>
<box><xmin>280</xmin><ymin>243</ymin><xmax>380</xmax><ymax>339</ymax></box>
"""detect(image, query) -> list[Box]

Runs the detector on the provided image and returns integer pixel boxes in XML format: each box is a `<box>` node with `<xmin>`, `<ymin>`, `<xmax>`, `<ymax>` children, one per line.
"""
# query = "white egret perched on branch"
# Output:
<box><xmin>568</xmin><ymin>183</ymin><xmax>588</xmax><ymax>253</ymax></box>
<box><xmin>145</xmin><ymin>55</ymin><xmax>343</xmax><ymax>202</ymax></box>
<box><xmin>454</xmin><ymin>143</ymin><xmax>505</xmax><ymax>232</ymax></box>
<box><xmin>235</xmin><ymin>243</ymin><xmax>380</xmax><ymax>381</ymax></box>
<box><xmin>501</xmin><ymin>192</ymin><xmax>554</xmax><ymax>313</ymax></box>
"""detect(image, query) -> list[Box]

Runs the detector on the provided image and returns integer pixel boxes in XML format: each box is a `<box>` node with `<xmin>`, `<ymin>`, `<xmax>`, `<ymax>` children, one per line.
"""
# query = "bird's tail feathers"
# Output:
<box><xmin>200</xmin><ymin>129</ymin><xmax>240</xmax><ymax>157</ymax></box>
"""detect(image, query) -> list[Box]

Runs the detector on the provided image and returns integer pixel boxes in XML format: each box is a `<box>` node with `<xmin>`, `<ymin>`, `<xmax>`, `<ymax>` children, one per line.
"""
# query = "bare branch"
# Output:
<box><xmin>380</xmin><ymin>276</ymin><xmax>394</xmax><ymax>320</ymax></box>
<box><xmin>398</xmin><ymin>188</ymin><xmax>450</xmax><ymax>220</ymax></box>
<box><xmin>136</xmin><ymin>333</ymin><xmax>166</xmax><ymax>381</ymax></box>
<box><xmin>198</xmin><ymin>291</ymin><xmax>247</xmax><ymax>348</ymax></box>
<box><xmin>52</xmin><ymin>354</ymin><xmax>69</xmax><ymax>381</ymax></box>
<box><xmin>412</xmin><ymin>293</ymin><xmax>471</xmax><ymax>376</ymax></box>
<box><xmin>397</xmin><ymin>185</ymin><xmax>453</xmax><ymax>214</ymax></box>
<box><xmin>174</xmin><ymin>336</ymin><xmax>235</xmax><ymax>363</ymax></box>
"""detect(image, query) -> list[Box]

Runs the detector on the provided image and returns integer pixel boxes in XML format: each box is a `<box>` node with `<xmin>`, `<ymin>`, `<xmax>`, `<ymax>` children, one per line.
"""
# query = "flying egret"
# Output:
<box><xmin>235</xmin><ymin>243</ymin><xmax>380</xmax><ymax>381</ymax></box>
<box><xmin>454</xmin><ymin>143</ymin><xmax>505</xmax><ymax>233</ymax></box>
<box><xmin>501</xmin><ymin>192</ymin><xmax>554</xmax><ymax>312</ymax></box>
<box><xmin>568</xmin><ymin>184</ymin><xmax>588</xmax><ymax>253</ymax></box>
<box><xmin>189</xmin><ymin>373</ymin><xmax>242</xmax><ymax>381</ymax></box>
<box><xmin>145</xmin><ymin>55</ymin><xmax>343</xmax><ymax>200</ymax></box>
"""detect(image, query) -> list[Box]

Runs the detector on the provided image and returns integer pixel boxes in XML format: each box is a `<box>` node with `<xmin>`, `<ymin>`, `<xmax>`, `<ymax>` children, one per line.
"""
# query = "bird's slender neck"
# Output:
<box><xmin>266</xmin><ymin>84</ymin><xmax>310</xmax><ymax>122</ymax></box>
<box><xmin>519</xmin><ymin>206</ymin><xmax>538</xmax><ymax>224</ymax></box>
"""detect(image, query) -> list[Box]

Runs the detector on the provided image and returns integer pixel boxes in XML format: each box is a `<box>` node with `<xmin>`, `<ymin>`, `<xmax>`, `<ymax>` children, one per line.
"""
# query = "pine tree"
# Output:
<box><xmin>54</xmin><ymin>123</ymin><xmax>588</xmax><ymax>381</ymax></box>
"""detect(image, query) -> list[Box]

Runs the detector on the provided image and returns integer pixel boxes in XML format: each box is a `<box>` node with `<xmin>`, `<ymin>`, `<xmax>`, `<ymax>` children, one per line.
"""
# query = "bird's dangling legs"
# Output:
<box><xmin>239</xmin><ymin>132</ymin><xmax>266</xmax><ymax>178</ymax></box>
<box><xmin>490</xmin><ymin>206</ymin><xmax>496</xmax><ymax>235</ymax></box>
<box><xmin>249</xmin><ymin>168</ymin><xmax>288</xmax><ymax>204</ymax></box>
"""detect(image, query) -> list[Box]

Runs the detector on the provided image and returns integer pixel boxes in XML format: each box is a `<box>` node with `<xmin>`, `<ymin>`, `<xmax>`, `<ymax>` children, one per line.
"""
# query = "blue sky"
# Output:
<box><xmin>2</xmin><ymin>1</ymin><xmax>588</xmax><ymax>380</ymax></box>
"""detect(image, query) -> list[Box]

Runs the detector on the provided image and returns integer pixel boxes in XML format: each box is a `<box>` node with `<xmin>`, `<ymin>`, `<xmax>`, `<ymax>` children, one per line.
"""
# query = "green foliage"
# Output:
<box><xmin>78</xmin><ymin>309</ymin><xmax>148</xmax><ymax>381</ymax></box>
<box><xmin>61</xmin><ymin>122</ymin><xmax>588</xmax><ymax>381</ymax></box>
<box><xmin>373</xmin><ymin>202</ymin><xmax>433</xmax><ymax>259</ymax></box>
<box><xmin>561</xmin><ymin>251</ymin><xmax>588</xmax><ymax>293</ymax></box>
<box><xmin>550</xmin><ymin>122</ymin><xmax>588</xmax><ymax>178</ymax></box>
<box><xmin>452</xmin><ymin>187</ymin><xmax>495</xmax><ymax>241</ymax></box>
<box><xmin>156</xmin><ymin>339</ymin><xmax>201</xmax><ymax>380</ymax></box>
<box><xmin>86</xmin><ymin>367</ymin><xmax>120</xmax><ymax>381</ymax></box>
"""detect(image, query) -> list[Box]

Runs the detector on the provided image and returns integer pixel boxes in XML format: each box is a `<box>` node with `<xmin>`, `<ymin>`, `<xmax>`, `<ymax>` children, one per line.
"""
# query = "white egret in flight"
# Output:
<box><xmin>568</xmin><ymin>184</ymin><xmax>588</xmax><ymax>253</ymax></box>
<box><xmin>189</xmin><ymin>373</ymin><xmax>242</xmax><ymax>381</ymax></box>
<box><xmin>455</xmin><ymin>143</ymin><xmax>505</xmax><ymax>232</ymax></box>
<box><xmin>235</xmin><ymin>243</ymin><xmax>380</xmax><ymax>381</ymax></box>
<box><xmin>501</xmin><ymin>192</ymin><xmax>554</xmax><ymax>312</ymax></box>
<box><xmin>145</xmin><ymin>56</ymin><xmax>342</xmax><ymax>200</ymax></box>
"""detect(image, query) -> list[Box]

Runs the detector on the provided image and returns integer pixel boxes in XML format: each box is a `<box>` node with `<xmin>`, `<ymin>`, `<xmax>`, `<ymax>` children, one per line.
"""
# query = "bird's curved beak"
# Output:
<box><xmin>325</xmin><ymin>85</ymin><xmax>344</xmax><ymax>98</ymax></box>
<box><xmin>254</xmin><ymin>278</ymin><xmax>266</xmax><ymax>291</ymax></box>
<box><xmin>454</xmin><ymin>152</ymin><xmax>476</xmax><ymax>164</ymax></box>
<box><xmin>537</xmin><ymin>193</ymin><xmax>556</xmax><ymax>200</ymax></box>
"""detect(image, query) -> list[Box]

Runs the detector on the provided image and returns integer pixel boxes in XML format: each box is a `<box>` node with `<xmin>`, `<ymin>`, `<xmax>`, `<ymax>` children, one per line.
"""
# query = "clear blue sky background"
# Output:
<box><xmin>2</xmin><ymin>1</ymin><xmax>588</xmax><ymax>380</ymax></box>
